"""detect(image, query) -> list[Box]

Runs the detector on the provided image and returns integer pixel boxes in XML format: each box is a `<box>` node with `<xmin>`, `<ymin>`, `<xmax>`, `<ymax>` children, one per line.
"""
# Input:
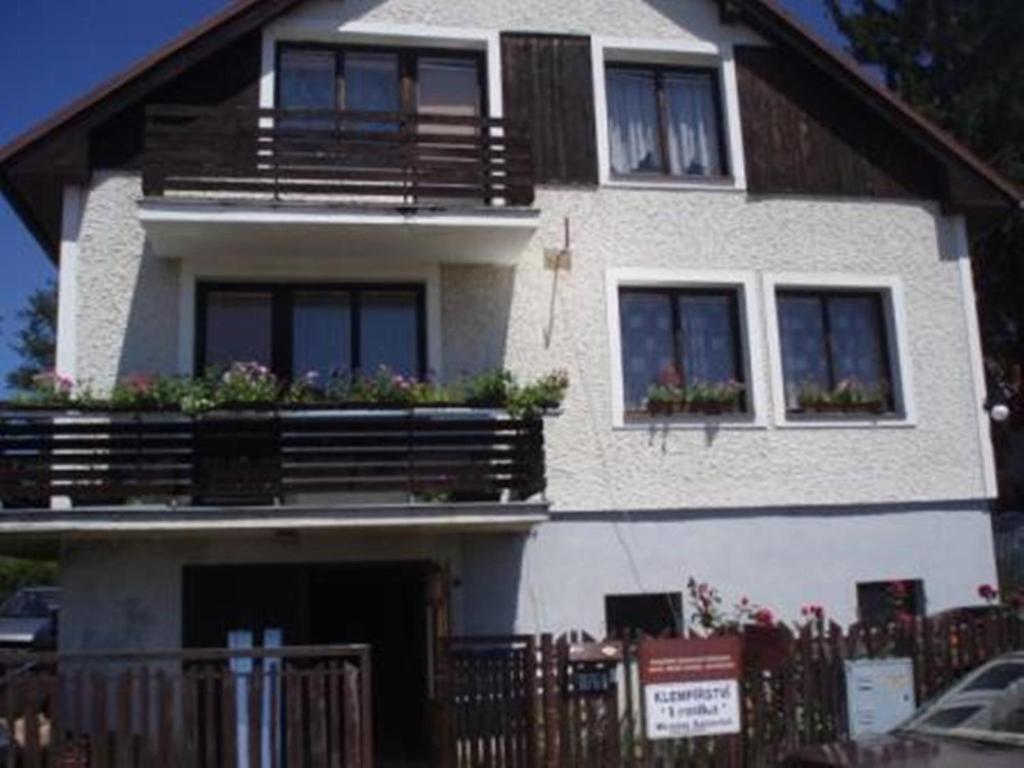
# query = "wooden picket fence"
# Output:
<box><xmin>439</xmin><ymin>608</ymin><xmax>1024</xmax><ymax>768</ymax></box>
<box><xmin>0</xmin><ymin>645</ymin><xmax>374</xmax><ymax>768</ymax></box>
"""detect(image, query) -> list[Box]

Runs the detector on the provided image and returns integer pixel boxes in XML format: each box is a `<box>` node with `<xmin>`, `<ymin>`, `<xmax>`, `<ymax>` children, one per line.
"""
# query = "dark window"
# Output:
<box><xmin>777</xmin><ymin>290</ymin><xmax>895</xmax><ymax>414</ymax></box>
<box><xmin>279</xmin><ymin>48</ymin><xmax>338</xmax><ymax>111</ymax></box>
<box><xmin>278</xmin><ymin>44</ymin><xmax>484</xmax><ymax>118</ymax></box>
<box><xmin>197</xmin><ymin>283</ymin><xmax>426</xmax><ymax>380</ymax></box>
<box><xmin>606</xmin><ymin>65</ymin><xmax>727</xmax><ymax>178</ymax></box>
<box><xmin>203</xmin><ymin>290</ymin><xmax>273</xmax><ymax>371</ymax></box>
<box><xmin>605</xmin><ymin>593</ymin><xmax>682</xmax><ymax>638</ymax></box>
<box><xmin>857</xmin><ymin>579</ymin><xmax>925</xmax><ymax>625</ymax></box>
<box><xmin>619</xmin><ymin>287</ymin><xmax>746</xmax><ymax>413</ymax></box>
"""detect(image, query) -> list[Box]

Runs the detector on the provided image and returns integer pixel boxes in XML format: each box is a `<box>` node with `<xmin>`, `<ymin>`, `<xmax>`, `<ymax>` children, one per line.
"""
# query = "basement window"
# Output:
<box><xmin>605</xmin><ymin>592</ymin><xmax>683</xmax><ymax>638</ymax></box>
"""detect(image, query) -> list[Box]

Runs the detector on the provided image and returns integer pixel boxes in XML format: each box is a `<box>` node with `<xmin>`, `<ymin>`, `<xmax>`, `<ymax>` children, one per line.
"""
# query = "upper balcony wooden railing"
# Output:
<box><xmin>142</xmin><ymin>105</ymin><xmax>535</xmax><ymax>207</ymax></box>
<box><xmin>0</xmin><ymin>405</ymin><xmax>546</xmax><ymax>509</ymax></box>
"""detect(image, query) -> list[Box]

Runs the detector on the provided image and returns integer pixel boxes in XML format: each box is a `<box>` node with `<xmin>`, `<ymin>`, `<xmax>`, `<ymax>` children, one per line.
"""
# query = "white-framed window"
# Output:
<box><xmin>763</xmin><ymin>273</ymin><xmax>915</xmax><ymax>428</ymax></box>
<box><xmin>606</xmin><ymin>269</ymin><xmax>767</xmax><ymax>429</ymax></box>
<box><xmin>592</xmin><ymin>37</ymin><xmax>747</xmax><ymax>191</ymax></box>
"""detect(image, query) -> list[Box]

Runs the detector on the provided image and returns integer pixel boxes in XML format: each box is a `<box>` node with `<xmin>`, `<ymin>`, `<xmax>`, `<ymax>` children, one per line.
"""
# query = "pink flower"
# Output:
<box><xmin>740</xmin><ymin>596</ymin><xmax>749</xmax><ymax>607</ymax></box>
<box><xmin>754</xmin><ymin>608</ymin><xmax>774</xmax><ymax>627</ymax></box>
<box><xmin>33</xmin><ymin>371</ymin><xmax>74</xmax><ymax>394</ymax></box>
<box><xmin>657</xmin><ymin>366</ymin><xmax>683</xmax><ymax>388</ymax></box>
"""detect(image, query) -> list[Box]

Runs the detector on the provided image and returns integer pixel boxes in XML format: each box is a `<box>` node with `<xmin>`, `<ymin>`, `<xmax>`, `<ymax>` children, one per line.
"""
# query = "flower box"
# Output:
<box><xmin>646</xmin><ymin>400</ymin><xmax>741</xmax><ymax>416</ymax></box>
<box><xmin>797</xmin><ymin>400</ymin><xmax>886</xmax><ymax>415</ymax></box>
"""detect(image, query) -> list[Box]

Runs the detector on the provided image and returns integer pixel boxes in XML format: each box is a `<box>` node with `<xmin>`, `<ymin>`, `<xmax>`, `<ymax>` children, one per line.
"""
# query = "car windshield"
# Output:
<box><xmin>902</xmin><ymin>658</ymin><xmax>1024</xmax><ymax>746</ymax></box>
<box><xmin>0</xmin><ymin>589</ymin><xmax>58</xmax><ymax>619</ymax></box>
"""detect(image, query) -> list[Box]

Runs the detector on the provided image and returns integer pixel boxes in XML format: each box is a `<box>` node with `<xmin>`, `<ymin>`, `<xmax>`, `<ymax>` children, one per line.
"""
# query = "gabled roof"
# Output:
<box><xmin>729</xmin><ymin>0</ymin><xmax>1021</xmax><ymax>209</ymax></box>
<box><xmin>1</xmin><ymin>0</ymin><xmax>1019</xmax><ymax>259</ymax></box>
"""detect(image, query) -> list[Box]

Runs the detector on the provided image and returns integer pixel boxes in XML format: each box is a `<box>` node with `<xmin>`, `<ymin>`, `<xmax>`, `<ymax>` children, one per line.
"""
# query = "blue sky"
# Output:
<box><xmin>0</xmin><ymin>0</ymin><xmax>845</xmax><ymax>395</ymax></box>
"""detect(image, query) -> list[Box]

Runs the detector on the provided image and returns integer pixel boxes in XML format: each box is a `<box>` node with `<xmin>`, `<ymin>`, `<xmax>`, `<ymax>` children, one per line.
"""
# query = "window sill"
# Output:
<box><xmin>774</xmin><ymin>413</ymin><xmax>916</xmax><ymax>430</ymax></box>
<box><xmin>615</xmin><ymin>414</ymin><xmax>768</xmax><ymax>431</ymax></box>
<box><xmin>604</xmin><ymin>174</ymin><xmax>742</xmax><ymax>193</ymax></box>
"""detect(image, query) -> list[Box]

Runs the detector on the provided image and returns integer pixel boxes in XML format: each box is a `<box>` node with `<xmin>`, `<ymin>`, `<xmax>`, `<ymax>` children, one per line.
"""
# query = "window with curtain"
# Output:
<box><xmin>776</xmin><ymin>290</ymin><xmax>895</xmax><ymax>413</ymax></box>
<box><xmin>606</xmin><ymin>65</ymin><xmax>725</xmax><ymax>178</ymax></box>
<box><xmin>199</xmin><ymin>284</ymin><xmax>425</xmax><ymax>380</ymax></box>
<box><xmin>618</xmin><ymin>287</ymin><xmax>745</xmax><ymax>412</ymax></box>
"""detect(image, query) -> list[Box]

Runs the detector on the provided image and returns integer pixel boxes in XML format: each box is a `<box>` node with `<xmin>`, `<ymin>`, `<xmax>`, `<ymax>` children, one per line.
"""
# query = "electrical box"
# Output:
<box><xmin>844</xmin><ymin>658</ymin><xmax>916</xmax><ymax>738</ymax></box>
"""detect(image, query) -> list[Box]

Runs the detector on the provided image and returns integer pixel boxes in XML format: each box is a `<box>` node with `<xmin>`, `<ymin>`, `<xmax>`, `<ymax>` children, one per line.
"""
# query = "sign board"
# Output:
<box><xmin>844</xmin><ymin>658</ymin><xmax>916</xmax><ymax>738</ymax></box>
<box><xmin>568</xmin><ymin>641</ymin><xmax>622</xmax><ymax>696</ymax></box>
<box><xmin>638</xmin><ymin>636</ymin><xmax>742</xmax><ymax>740</ymax></box>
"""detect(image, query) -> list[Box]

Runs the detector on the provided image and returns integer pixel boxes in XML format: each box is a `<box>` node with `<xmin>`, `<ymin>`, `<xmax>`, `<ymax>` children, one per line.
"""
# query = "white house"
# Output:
<box><xmin>0</xmin><ymin>0</ymin><xmax>1019</xmax><ymax>761</ymax></box>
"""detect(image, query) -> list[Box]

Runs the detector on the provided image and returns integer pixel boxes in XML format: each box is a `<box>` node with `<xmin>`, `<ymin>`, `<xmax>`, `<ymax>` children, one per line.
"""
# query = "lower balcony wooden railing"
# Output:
<box><xmin>0</xmin><ymin>645</ymin><xmax>373</xmax><ymax>768</ymax></box>
<box><xmin>0</xmin><ymin>406</ymin><xmax>546</xmax><ymax>509</ymax></box>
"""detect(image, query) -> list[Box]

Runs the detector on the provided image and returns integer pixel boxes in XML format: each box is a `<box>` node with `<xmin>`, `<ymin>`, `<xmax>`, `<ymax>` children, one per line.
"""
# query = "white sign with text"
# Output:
<box><xmin>644</xmin><ymin>679</ymin><xmax>741</xmax><ymax>740</ymax></box>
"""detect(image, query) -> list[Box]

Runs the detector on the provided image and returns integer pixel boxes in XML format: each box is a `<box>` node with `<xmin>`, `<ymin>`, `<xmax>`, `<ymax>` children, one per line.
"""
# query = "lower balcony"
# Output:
<box><xmin>0</xmin><ymin>406</ymin><xmax>547</xmax><ymax>536</ymax></box>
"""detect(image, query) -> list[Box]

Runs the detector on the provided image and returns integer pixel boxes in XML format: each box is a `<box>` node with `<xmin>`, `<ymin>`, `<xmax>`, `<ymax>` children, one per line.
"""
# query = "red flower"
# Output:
<box><xmin>753</xmin><ymin>608</ymin><xmax>774</xmax><ymax>627</ymax></box>
<box><xmin>978</xmin><ymin>584</ymin><xmax>998</xmax><ymax>602</ymax></box>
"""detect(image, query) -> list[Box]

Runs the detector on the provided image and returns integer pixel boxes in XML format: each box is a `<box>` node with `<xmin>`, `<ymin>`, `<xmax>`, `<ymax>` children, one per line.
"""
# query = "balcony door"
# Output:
<box><xmin>278</xmin><ymin>44</ymin><xmax>483</xmax><ymax>122</ymax></box>
<box><xmin>196</xmin><ymin>282</ymin><xmax>426</xmax><ymax>381</ymax></box>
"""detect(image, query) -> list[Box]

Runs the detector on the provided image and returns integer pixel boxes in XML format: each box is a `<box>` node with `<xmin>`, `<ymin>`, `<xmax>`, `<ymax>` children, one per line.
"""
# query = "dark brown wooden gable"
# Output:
<box><xmin>90</xmin><ymin>30</ymin><xmax>263</xmax><ymax>169</ymax></box>
<box><xmin>735</xmin><ymin>44</ymin><xmax>946</xmax><ymax>202</ymax></box>
<box><xmin>501</xmin><ymin>33</ymin><xmax>598</xmax><ymax>186</ymax></box>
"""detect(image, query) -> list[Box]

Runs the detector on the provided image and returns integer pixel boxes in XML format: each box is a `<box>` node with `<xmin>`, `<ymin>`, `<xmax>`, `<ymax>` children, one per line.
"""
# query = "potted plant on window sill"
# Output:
<box><xmin>796</xmin><ymin>378</ymin><xmax>889</xmax><ymax>415</ymax></box>
<box><xmin>646</xmin><ymin>380</ymin><xmax>745</xmax><ymax>416</ymax></box>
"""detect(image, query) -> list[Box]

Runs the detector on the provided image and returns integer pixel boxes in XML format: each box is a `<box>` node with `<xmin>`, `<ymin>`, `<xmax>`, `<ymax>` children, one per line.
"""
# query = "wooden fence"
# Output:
<box><xmin>0</xmin><ymin>645</ymin><xmax>373</xmax><ymax>768</ymax></box>
<box><xmin>440</xmin><ymin>609</ymin><xmax>1024</xmax><ymax>768</ymax></box>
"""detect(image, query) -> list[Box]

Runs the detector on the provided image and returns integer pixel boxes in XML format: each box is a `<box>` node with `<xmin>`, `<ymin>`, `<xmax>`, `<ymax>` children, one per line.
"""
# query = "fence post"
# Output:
<box><xmin>540</xmin><ymin>634</ymin><xmax>560</xmax><ymax>768</ymax></box>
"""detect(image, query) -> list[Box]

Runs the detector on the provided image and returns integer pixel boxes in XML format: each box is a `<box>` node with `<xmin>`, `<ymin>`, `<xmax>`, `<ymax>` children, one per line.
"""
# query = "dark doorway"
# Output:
<box><xmin>183</xmin><ymin>561</ymin><xmax>438</xmax><ymax>765</ymax></box>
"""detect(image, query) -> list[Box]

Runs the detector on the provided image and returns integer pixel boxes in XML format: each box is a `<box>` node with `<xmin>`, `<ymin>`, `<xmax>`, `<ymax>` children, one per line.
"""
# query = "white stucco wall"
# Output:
<box><xmin>273</xmin><ymin>0</ymin><xmax>765</xmax><ymax>44</ymax></box>
<box><xmin>50</xmin><ymin>0</ymin><xmax>1001</xmax><ymax>648</ymax></box>
<box><xmin>58</xmin><ymin>503</ymin><xmax>997</xmax><ymax>651</ymax></box>
<box><xmin>75</xmin><ymin>173</ymin><xmax>180</xmax><ymax>391</ymax></box>
<box><xmin>73</xmin><ymin>175</ymin><xmax>988</xmax><ymax>512</ymax></box>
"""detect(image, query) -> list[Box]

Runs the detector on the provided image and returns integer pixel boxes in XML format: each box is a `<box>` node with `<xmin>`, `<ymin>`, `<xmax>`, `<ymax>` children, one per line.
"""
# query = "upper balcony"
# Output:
<box><xmin>0</xmin><ymin>404</ymin><xmax>548</xmax><ymax>539</ymax></box>
<box><xmin>137</xmin><ymin>106</ymin><xmax>540</xmax><ymax>263</ymax></box>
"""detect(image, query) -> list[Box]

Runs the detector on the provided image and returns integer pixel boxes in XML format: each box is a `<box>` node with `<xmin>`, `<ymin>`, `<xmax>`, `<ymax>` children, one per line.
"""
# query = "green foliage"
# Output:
<box><xmin>827</xmin><ymin>0</ymin><xmax>1024</xmax><ymax>497</ymax></box>
<box><xmin>0</xmin><ymin>558</ymin><xmax>57</xmax><ymax>604</ymax></box>
<box><xmin>797</xmin><ymin>378</ymin><xmax>889</xmax><ymax>411</ymax></box>
<box><xmin>4</xmin><ymin>281</ymin><xmax>57</xmax><ymax>393</ymax></box>
<box><xmin>15</xmin><ymin>365</ymin><xmax>569</xmax><ymax>416</ymax></box>
<box><xmin>462</xmin><ymin>369</ymin><xmax>516</xmax><ymax>407</ymax></box>
<box><xmin>646</xmin><ymin>379</ymin><xmax>745</xmax><ymax>413</ymax></box>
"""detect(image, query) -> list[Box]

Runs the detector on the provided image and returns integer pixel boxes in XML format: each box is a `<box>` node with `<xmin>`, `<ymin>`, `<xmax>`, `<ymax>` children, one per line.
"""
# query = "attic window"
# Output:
<box><xmin>605</xmin><ymin>65</ymin><xmax>727</xmax><ymax>179</ymax></box>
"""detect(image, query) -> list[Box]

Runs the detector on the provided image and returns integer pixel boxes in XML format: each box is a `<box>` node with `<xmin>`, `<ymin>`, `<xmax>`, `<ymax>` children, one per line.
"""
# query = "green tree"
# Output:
<box><xmin>4</xmin><ymin>280</ymin><xmax>57</xmax><ymax>392</ymax></box>
<box><xmin>0</xmin><ymin>558</ymin><xmax>57</xmax><ymax>604</ymax></box>
<box><xmin>827</xmin><ymin>0</ymin><xmax>1024</xmax><ymax>503</ymax></box>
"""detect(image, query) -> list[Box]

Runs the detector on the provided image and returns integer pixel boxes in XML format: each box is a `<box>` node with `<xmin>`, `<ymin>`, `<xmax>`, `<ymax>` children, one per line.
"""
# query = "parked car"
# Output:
<box><xmin>785</xmin><ymin>652</ymin><xmax>1024</xmax><ymax>766</ymax></box>
<box><xmin>0</xmin><ymin>587</ymin><xmax>59</xmax><ymax>650</ymax></box>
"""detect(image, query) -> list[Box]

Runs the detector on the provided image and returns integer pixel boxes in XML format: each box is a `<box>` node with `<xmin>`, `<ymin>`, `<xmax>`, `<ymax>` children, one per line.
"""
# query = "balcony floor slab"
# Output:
<box><xmin>0</xmin><ymin>502</ymin><xmax>548</xmax><ymax>550</ymax></box>
<box><xmin>138</xmin><ymin>196</ymin><xmax>540</xmax><ymax>263</ymax></box>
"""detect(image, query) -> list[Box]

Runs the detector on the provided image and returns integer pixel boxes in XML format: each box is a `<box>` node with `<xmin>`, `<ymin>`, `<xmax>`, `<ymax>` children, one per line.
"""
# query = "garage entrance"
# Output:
<box><xmin>183</xmin><ymin>561</ymin><xmax>448</xmax><ymax>765</ymax></box>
